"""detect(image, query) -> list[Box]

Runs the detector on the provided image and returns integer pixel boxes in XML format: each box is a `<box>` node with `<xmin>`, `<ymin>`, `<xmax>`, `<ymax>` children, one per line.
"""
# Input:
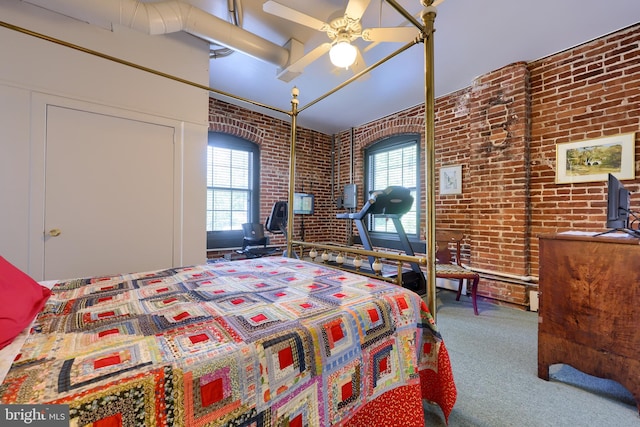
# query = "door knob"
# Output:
<box><xmin>48</xmin><ymin>228</ymin><xmax>61</xmax><ymax>237</ymax></box>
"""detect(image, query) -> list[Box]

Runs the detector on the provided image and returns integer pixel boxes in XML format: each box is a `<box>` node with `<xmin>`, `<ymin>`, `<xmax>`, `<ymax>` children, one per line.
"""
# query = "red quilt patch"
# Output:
<box><xmin>94</xmin><ymin>354</ymin><xmax>121</xmax><ymax>369</ymax></box>
<box><xmin>278</xmin><ymin>346</ymin><xmax>294</xmax><ymax>369</ymax></box>
<box><xmin>201</xmin><ymin>377</ymin><xmax>224</xmax><ymax>407</ymax></box>
<box><xmin>290</xmin><ymin>414</ymin><xmax>303</xmax><ymax>427</ymax></box>
<box><xmin>97</xmin><ymin>311</ymin><xmax>115</xmax><ymax>319</ymax></box>
<box><xmin>396</xmin><ymin>296</ymin><xmax>409</xmax><ymax>311</ymax></box>
<box><xmin>251</xmin><ymin>313</ymin><xmax>268</xmax><ymax>323</ymax></box>
<box><xmin>189</xmin><ymin>334</ymin><xmax>209</xmax><ymax>344</ymax></box>
<box><xmin>330</xmin><ymin>323</ymin><xmax>344</xmax><ymax>342</ymax></box>
<box><xmin>98</xmin><ymin>328</ymin><xmax>119</xmax><ymax>338</ymax></box>
<box><xmin>93</xmin><ymin>413</ymin><xmax>122</xmax><ymax>427</ymax></box>
<box><xmin>173</xmin><ymin>312</ymin><xmax>190</xmax><ymax>321</ymax></box>
<box><xmin>341</xmin><ymin>381</ymin><xmax>353</xmax><ymax>401</ymax></box>
<box><xmin>379</xmin><ymin>356</ymin><xmax>389</xmax><ymax>373</ymax></box>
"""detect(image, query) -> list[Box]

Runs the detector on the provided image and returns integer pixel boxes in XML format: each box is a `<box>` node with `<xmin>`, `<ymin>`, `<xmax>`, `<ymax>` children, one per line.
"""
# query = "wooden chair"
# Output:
<box><xmin>435</xmin><ymin>230</ymin><xmax>480</xmax><ymax>315</ymax></box>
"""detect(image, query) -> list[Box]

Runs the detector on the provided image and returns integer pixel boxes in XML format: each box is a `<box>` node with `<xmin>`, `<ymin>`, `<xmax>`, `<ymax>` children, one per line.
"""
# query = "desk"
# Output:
<box><xmin>538</xmin><ymin>232</ymin><xmax>640</xmax><ymax>413</ymax></box>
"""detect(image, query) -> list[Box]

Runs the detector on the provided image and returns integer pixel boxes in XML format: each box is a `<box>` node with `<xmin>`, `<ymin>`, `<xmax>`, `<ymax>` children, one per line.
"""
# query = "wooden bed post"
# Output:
<box><xmin>422</xmin><ymin>1</ymin><xmax>438</xmax><ymax>318</ymax></box>
<box><xmin>287</xmin><ymin>87</ymin><xmax>299</xmax><ymax>258</ymax></box>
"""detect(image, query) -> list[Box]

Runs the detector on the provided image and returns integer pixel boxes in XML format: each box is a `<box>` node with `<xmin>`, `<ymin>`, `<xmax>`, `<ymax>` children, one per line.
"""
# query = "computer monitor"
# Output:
<box><xmin>605</xmin><ymin>173</ymin><xmax>630</xmax><ymax>230</ymax></box>
<box><xmin>293</xmin><ymin>193</ymin><xmax>314</xmax><ymax>215</ymax></box>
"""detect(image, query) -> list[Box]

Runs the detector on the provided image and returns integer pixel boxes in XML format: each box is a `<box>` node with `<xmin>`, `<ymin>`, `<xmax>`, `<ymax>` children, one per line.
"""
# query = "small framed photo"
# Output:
<box><xmin>440</xmin><ymin>165</ymin><xmax>462</xmax><ymax>195</ymax></box>
<box><xmin>556</xmin><ymin>132</ymin><xmax>636</xmax><ymax>184</ymax></box>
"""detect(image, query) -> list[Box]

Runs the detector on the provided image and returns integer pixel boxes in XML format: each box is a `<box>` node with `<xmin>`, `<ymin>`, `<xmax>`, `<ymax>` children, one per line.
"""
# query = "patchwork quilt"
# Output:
<box><xmin>0</xmin><ymin>257</ymin><xmax>456</xmax><ymax>426</ymax></box>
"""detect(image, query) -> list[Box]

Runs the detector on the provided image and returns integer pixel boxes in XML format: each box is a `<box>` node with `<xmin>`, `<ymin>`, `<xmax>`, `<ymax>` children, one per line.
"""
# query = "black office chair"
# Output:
<box><xmin>264</xmin><ymin>201</ymin><xmax>298</xmax><ymax>258</ymax></box>
<box><xmin>238</xmin><ymin>203</ymin><xmax>287</xmax><ymax>258</ymax></box>
<box><xmin>241</xmin><ymin>223</ymin><xmax>268</xmax><ymax>250</ymax></box>
<box><xmin>265</xmin><ymin>201</ymin><xmax>288</xmax><ymax>234</ymax></box>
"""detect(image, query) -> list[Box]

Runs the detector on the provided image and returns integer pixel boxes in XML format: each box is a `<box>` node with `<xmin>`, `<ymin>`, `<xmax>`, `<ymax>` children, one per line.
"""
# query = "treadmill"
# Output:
<box><xmin>336</xmin><ymin>186</ymin><xmax>426</xmax><ymax>295</ymax></box>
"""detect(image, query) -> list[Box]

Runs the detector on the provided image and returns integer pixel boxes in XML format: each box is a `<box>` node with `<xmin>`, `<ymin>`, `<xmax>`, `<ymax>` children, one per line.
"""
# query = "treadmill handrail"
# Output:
<box><xmin>336</xmin><ymin>186</ymin><xmax>413</xmax><ymax>220</ymax></box>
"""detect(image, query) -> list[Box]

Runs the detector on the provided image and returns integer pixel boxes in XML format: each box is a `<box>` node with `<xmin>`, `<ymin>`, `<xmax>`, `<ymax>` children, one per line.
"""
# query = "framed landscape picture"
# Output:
<box><xmin>556</xmin><ymin>132</ymin><xmax>635</xmax><ymax>184</ymax></box>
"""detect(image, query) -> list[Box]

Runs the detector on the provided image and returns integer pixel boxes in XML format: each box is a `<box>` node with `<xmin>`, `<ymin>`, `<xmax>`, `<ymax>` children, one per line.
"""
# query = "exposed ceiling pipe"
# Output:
<box><xmin>22</xmin><ymin>0</ymin><xmax>291</xmax><ymax>69</ymax></box>
<box><xmin>210</xmin><ymin>0</ymin><xmax>243</xmax><ymax>59</ymax></box>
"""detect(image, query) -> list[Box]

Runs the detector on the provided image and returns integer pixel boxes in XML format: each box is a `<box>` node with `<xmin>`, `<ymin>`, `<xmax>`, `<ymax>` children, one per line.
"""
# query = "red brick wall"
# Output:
<box><xmin>340</xmin><ymin>24</ymin><xmax>639</xmax><ymax>307</ymax></box>
<box><xmin>529</xmin><ymin>24</ymin><xmax>640</xmax><ymax>274</ymax></box>
<box><xmin>207</xmin><ymin>23</ymin><xmax>640</xmax><ymax>308</ymax></box>
<box><xmin>208</xmin><ymin>98</ymin><xmax>334</xmax><ymax>250</ymax></box>
<box><xmin>330</xmin><ymin>61</ymin><xmax>531</xmax><ymax>306</ymax></box>
<box><xmin>437</xmin><ymin>62</ymin><xmax>531</xmax><ymax>305</ymax></box>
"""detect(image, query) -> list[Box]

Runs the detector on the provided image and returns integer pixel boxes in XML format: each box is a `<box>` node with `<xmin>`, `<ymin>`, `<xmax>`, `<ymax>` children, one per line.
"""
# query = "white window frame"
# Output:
<box><xmin>206</xmin><ymin>133</ymin><xmax>259</xmax><ymax>249</ymax></box>
<box><xmin>365</xmin><ymin>134</ymin><xmax>420</xmax><ymax>237</ymax></box>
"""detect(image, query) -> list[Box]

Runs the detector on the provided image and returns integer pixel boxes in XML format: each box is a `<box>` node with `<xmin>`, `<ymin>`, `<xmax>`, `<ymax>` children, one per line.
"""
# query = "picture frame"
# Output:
<box><xmin>556</xmin><ymin>132</ymin><xmax>635</xmax><ymax>184</ymax></box>
<box><xmin>440</xmin><ymin>165</ymin><xmax>462</xmax><ymax>195</ymax></box>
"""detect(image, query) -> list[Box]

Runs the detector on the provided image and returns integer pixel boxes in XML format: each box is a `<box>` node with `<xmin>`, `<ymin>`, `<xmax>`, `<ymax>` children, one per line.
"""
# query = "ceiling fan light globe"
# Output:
<box><xmin>330</xmin><ymin>41</ymin><xmax>357</xmax><ymax>69</ymax></box>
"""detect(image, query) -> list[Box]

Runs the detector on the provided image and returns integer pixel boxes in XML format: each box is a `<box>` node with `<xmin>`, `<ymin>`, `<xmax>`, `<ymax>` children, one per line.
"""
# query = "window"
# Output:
<box><xmin>365</xmin><ymin>134</ymin><xmax>420</xmax><ymax>237</ymax></box>
<box><xmin>207</xmin><ymin>133</ymin><xmax>259</xmax><ymax>249</ymax></box>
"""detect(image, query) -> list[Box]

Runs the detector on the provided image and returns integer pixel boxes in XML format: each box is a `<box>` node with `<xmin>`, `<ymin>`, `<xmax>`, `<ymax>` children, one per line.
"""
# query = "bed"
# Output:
<box><xmin>1</xmin><ymin>2</ymin><xmax>454</xmax><ymax>424</ymax></box>
<box><xmin>0</xmin><ymin>256</ymin><xmax>456</xmax><ymax>426</ymax></box>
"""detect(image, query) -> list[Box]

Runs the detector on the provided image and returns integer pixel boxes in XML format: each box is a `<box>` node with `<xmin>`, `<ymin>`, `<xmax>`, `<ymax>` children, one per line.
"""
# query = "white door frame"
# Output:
<box><xmin>28</xmin><ymin>93</ymin><xmax>186</xmax><ymax>280</ymax></box>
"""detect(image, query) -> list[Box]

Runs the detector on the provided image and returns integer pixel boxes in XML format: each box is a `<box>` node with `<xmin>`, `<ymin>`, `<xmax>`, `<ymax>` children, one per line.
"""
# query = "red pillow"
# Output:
<box><xmin>0</xmin><ymin>256</ymin><xmax>52</xmax><ymax>350</ymax></box>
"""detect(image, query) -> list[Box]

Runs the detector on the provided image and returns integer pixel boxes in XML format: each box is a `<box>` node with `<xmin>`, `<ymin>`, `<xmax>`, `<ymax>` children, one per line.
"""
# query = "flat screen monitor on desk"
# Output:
<box><xmin>599</xmin><ymin>173</ymin><xmax>640</xmax><ymax>237</ymax></box>
<box><xmin>293</xmin><ymin>193</ymin><xmax>314</xmax><ymax>215</ymax></box>
<box><xmin>606</xmin><ymin>173</ymin><xmax>630</xmax><ymax>230</ymax></box>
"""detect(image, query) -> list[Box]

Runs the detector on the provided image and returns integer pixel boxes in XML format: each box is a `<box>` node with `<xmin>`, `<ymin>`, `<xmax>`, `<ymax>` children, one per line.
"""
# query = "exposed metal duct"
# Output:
<box><xmin>209</xmin><ymin>0</ymin><xmax>243</xmax><ymax>59</ymax></box>
<box><xmin>23</xmin><ymin>0</ymin><xmax>291</xmax><ymax>69</ymax></box>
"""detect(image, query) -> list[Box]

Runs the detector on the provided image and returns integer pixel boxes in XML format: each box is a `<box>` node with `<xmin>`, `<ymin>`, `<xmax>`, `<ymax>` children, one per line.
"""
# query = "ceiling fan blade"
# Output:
<box><xmin>350</xmin><ymin>48</ymin><xmax>369</xmax><ymax>76</ymax></box>
<box><xmin>287</xmin><ymin>42</ymin><xmax>332</xmax><ymax>73</ymax></box>
<box><xmin>263</xmin><ymin>1</ymin><xmax>328</xmax><ymax>31</ymax></box>
<box><xmin>296</xmin><ymin>42</ymin><xmax>333</xmax><ymax>70</ymax></box>
<box><xmin>361</xmin><ymin>27</ymin><xmax>418</xmax><ymax>43</ymax></box>
<box><xmin>361</xmin><ymin>0</ymin><xmax>447</xmax><ymax>53</ymax></box>
<box><xmin>345</xmin><ymin>0</ymin><xmax>372</xmax><ymax>21</ymax></box>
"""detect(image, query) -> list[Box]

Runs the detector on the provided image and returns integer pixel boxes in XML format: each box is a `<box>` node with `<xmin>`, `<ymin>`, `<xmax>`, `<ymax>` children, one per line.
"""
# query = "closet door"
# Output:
<box><xmin>43</xmin><ymin>105</ymin><xmax>175</xmax><ymax>280</ymax></box>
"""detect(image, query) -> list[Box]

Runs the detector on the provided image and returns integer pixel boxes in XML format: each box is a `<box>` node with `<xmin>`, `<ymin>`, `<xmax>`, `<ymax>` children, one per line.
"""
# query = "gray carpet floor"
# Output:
<box><xmin>422</xmin><ymin>290</ymin><xmax>638</xmax><ymax>426</ymax></box>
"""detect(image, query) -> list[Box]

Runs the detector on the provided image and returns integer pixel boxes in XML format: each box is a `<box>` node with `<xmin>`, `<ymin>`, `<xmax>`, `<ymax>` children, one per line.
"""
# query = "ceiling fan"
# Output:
<box><xmin>263</xmin><ymin>0</ymin><xmax>420</xmax><ymax>80</ymax></box>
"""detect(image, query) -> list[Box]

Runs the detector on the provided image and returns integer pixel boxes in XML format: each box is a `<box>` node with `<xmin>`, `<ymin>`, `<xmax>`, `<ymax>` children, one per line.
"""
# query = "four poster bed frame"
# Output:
<box><xmin>302</xmin><ymin>0</ymin><xmax>438</xmax><ymax>317</ymax></box>
<box><xmin>0</xmin><ymin>2</ymin><xmax>455</xmax><ymax>426</ymax></box>
<box><xmin>238</xmin><ymin>0</ymin><xmax>440</xmax><ymax>318</ymax></box>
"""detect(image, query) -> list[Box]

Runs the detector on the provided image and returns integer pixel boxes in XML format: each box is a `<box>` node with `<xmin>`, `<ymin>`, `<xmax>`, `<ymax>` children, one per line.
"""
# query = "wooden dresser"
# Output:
<box><xmin>538</xmin><ymin>233</ymin><xmax>640</xmax><ymax>413</ymax></box>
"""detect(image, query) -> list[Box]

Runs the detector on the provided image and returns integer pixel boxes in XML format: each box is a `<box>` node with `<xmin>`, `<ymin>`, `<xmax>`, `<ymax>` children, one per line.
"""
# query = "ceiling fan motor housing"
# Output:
<box><xmin>326</xmin><ymin>16</ymin><xmax>362</xmax><ymax>42</ymax></box>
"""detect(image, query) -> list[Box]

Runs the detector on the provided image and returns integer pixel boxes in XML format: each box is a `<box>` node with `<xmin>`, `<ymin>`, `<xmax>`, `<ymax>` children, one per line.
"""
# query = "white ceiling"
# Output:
<box><xmin>194</xmin><ymin>0</ymin><xmax>640</xmax><ymax>134</ymax></box>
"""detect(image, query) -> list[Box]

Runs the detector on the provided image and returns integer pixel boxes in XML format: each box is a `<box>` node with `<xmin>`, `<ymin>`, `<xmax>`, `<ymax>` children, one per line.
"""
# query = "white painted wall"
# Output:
<box><xmin>0</xmin><ymin>0</ymin><xmax>209</xmax><ymax>277</ymax></box>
